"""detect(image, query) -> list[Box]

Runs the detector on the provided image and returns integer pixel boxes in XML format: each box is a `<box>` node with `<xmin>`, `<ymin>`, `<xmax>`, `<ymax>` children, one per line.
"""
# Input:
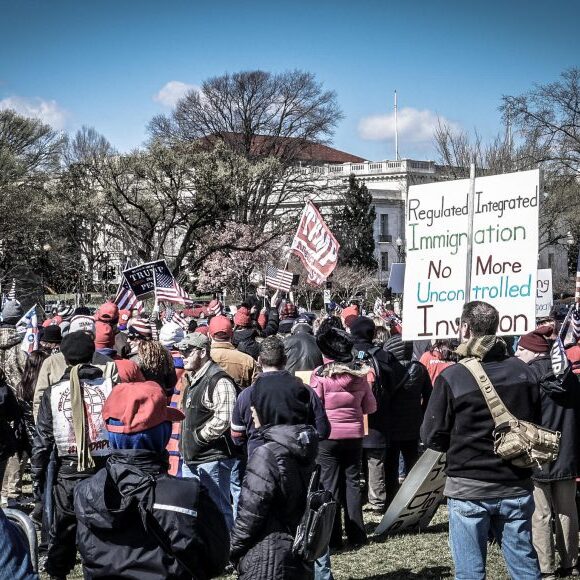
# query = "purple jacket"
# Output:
<box><xmin>310</xmin><ymin>363</ymin><xmax>376</xmax><ymax>440</ymax></box>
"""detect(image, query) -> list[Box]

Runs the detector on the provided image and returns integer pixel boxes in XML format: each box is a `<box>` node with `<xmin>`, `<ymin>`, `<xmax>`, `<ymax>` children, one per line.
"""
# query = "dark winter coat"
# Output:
<box><xmin>0</xmin><ymin>373</ymin><xmax>21</xmax><ymax>462</ymax></box>
<box><xmin>233</xmin><ymin>308</ymin><xmax>279</xmax><ymax>360</ymax></box>
<box><xmin>284</xmin><ymin>329</ymin><xmax>323</xmax><ymax>374</ymax></box>
<box><xmin>74</xmin><ymin>449</ymin><xmax>229</xmax><ymax>579</ymax></box>
<box><xmin>386</xmin><ymin>358</ymin><xmax>432</xmax><ymax>442</ymax></box>
<box><xmin>421</xmin><ymin>342</ymin><xmax>541</xmax><ymax>485</ymax></box>
<box><xmin>352</xmin><ymin>337</ymin><xmax>421</xmax><ymax>447</ymax></box>
<box><xmin>529</xmin><ymin>355</ymin><xmax>580</xmax><ymax>481</ymax></box>
<box><xmin>230</xmin><ymin>424</ymin><xmax>317</xmax><ymax>580</ymax></box>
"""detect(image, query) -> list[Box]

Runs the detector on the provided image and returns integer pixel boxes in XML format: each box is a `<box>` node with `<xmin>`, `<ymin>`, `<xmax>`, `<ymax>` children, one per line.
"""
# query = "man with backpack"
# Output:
<box><xmin>421</xmin><ymin>301</ymin><xmax>542</xmax><ymax>580</ymax></box>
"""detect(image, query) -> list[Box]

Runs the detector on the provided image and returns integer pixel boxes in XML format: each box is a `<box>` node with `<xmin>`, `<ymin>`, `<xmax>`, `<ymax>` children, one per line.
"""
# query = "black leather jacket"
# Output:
<box><xmin>283</xmin><ymin>329</ymin><xmax>323</xmax><ymax>374</ymax></box>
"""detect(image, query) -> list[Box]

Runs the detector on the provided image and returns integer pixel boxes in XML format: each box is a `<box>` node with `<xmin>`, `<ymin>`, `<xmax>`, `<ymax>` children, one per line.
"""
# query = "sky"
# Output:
<box><xmin>1</xmin><ymin>0</ymin><xmax>578</xmax><ymax>161</ymax></box>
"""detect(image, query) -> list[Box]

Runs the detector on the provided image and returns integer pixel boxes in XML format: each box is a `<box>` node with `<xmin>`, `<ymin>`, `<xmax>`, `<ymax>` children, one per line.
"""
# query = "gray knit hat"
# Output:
<box><xmin>1</xmin><ymin>300</ymin><xmax>24</xmax><ymax>325</ymax></box>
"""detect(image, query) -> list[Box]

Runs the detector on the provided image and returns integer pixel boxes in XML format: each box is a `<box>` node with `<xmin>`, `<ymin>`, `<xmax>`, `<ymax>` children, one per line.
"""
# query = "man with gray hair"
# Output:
<box><xmin>421</xmin><ymin>301</ymin><xmax>542</xmax><ymax>580</ymax></box>
<box><xmin>177</xmin><ymin>332</ymin><xmax>238</xmax><ymax>531</ymax></box>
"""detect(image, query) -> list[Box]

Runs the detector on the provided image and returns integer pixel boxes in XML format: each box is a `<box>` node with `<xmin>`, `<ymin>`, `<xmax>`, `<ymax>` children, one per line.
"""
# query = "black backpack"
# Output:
<box><xmin>292</xmin><ymin>464</ymin><xmax>337</xmax><ymax>562</ymax></box>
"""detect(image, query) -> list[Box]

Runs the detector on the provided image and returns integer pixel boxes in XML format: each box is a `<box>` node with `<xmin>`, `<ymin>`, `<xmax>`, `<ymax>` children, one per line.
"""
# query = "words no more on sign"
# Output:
<box><xmin>402</xmin><ymin>169</ymin><xmax>540</xmax><ymax>341</ymax></box>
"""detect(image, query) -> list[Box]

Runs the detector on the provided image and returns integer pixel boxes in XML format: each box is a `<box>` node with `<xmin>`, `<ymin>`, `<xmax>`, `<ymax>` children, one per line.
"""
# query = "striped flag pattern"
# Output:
<box><xmin>7</xmin><ymin>279</ymin><xmax>16</xmax><ymax>301</ymax></box>
<box><xmin>572</xmin><ymin>246</ymin><xmax>580</xmax><ymax>343</ymax></box>
<box><xmin>114</xmin><ymin>278</ymin><xmax>143</xmax><ymax>313</ymax></box>
<box><xmin>265</xmin><ymin>265</ymin><xmax>294</xmax><ymax>293</ymax></box>
<box><xmin>163</xmin><ymin>304</ymin><xmax>188</xmax><ymax>330</ymax></box>
<box><xmin>154</xmin><ymin>268</ymin><xmax>191</xmax><ymax>304</ymax></box>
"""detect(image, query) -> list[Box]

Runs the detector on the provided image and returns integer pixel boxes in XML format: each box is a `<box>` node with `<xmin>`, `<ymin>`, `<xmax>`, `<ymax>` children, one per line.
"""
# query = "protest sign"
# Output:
<box><xmin>374</xmin><ymin>450</ymin><xmax>446</xmax><ymax>536</ymax></box>
<box><xmin>123</xmin><ymin>260</ymin><xmax>173</xmax><ymax>299</ymax></box>
<box><xmin>388</xmin><ymin>263</ymin><xmax>406</xmax><ymax>294</ymax></box>
<box><xmin>402</xmin><ymin>169</ymin><xmax>539</xmax><ymax>340</ymax></box>
<box><xmin>290</xmin><ymin>201</ymin><xmax>339</xmax><ymax>285</ymax></box>
<box><xmin>402</xmin><ymin>179</ymin><xmax>470</xmax><ymax>340</ymax></box>
<box><xmin>536</xmin><ymin>268</ymin><xmax>553</xmax><ymax>317</ymax></box>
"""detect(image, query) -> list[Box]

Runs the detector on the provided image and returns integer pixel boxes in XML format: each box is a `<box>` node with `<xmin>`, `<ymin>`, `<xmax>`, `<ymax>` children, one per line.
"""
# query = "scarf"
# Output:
<box><xmin>69</xmin><ymin>365</ymin><xmax>95</xmax><ymax>472</ymax></box>
<box><xmin>455</xmin><ymin>335</ymin><xmax>507</xmax><ymax>360</ymax></box>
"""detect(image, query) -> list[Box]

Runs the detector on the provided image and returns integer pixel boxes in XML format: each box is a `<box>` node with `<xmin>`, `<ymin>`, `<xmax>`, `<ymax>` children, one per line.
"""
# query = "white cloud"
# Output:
<box><xmin>0</xmin><ymin>95</ymin><xmax>67</xmax><ymax>129</ymax></box>
<box><xmin>153</xmin><ymin>80</ymin><xmax>199</xmax><ymax>107</ymax></box>
<box><xmin>358</xmin><ymin>107</ymin><xmax>460</xmax><ymax>145</ymax></box>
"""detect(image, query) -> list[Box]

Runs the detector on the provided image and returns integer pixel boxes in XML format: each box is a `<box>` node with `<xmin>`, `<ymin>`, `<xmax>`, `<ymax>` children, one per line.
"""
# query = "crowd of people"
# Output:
<box><xmin>0</xmin><ymin>292</ymin><xmax>579</xmax><ymax>580</ymax></box>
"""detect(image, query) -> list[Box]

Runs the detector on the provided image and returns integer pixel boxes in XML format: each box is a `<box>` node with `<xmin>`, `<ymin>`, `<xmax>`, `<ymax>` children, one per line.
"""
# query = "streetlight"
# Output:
<box><xmin>395</xmin><ymin>237</ymin><xmax>405</xmax><ymax>262</ymax></box>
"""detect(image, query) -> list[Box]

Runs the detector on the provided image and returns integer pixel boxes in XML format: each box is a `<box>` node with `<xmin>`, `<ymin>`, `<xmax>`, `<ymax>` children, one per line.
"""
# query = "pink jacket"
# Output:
<box><xmin>310</xmin><ymin>365</ymin><xmax>376</xmax><ymax>440</ymax></box>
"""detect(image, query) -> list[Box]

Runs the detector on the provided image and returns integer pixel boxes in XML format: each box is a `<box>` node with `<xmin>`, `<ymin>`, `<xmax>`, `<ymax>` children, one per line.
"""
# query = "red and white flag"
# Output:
<box><xmin>154</xmin><ymin>268</ymin><xmax>191</xmax><ymax>305</ymax></box>
<box><xmin>114</xmin><ymin>279</ymin><xmax>143</xmax><ymax>313</ymax></box>
<box><xmin>265</xmin><ymin>265</ymin><xmax>294</xmax><ymax>292</ymax></box>
<box><xmin>290</xmin><ymin>201</ymin><xmax>340</xmax><ymax>286</ymax></box>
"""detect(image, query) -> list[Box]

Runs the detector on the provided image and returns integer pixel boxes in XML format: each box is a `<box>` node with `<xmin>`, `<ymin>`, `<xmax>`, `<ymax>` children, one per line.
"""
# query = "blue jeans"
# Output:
<box><xmin>447</xmin><ymin>494</ymin><xmax>541</xmax><ymax>580</ymax></box>
<box><xmin>183</xmin><ymin>459</ymin><xmax>235</xmax><ymax>531</ymax></box>
<box><xmin>0</xmin><ymin>508</ymin><xmax>38</xmax><ymax>579</ymax></box>
<box><xmin>314</xmin><ymin>548</ymin><xmax>334</xmax><ymax>580</ymax></box>
<box><xmin>230</xmin><ymin>458</ymin><xmax>245</xmax><ymax>521</ymax></box>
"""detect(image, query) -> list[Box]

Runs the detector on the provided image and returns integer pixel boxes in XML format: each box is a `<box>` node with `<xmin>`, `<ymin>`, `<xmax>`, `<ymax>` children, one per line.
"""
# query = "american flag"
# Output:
<box><xmin>163</xmin><ymin>303</ymin><xmax>188</xmax><ymax>330</ymax></box>
<box><xmin>154</xmin><ymin>268</ymin><xmax>191</xmax><ymax>305</ymax></box>
<box><xmin>265</xmin><ymin>265</ymin><xmax>294</xmax><ymax>293</ymax></box>
<box><xmin>7</xmin><ymin>279</ymin><xmax>16</xmax><ymax>301</ymax></box>
<box><xmin>114</xmin><ymin>278</ymin><xmax>143</xmax><ymax>313</ymax></box>
<box><xmin>573</xmin><ymin>246</ymin><xmax>580</xmax><ymax>343</ymax></box>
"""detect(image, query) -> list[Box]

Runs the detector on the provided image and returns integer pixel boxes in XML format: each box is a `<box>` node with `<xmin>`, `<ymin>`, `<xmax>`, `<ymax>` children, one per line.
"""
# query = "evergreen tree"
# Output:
<box><xmin>332</xmin><ymin>174</ymin><xmax>377</xmax><ymax>269</ymax></box>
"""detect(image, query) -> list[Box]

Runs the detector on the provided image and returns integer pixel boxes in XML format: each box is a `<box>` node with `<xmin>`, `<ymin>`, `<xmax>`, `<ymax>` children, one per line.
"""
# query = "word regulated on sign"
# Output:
<box><xmin>403</xmin><ymin>170</ymin><xmax>539</xmax><ymax>340</ymax></box>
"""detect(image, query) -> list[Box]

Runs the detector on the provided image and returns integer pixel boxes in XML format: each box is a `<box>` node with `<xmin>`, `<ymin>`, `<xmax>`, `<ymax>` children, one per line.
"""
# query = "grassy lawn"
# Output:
<box><xmin>39</xmin><ymin>505</ymin><xmax>514</xmax><ymax>579</ymax></box>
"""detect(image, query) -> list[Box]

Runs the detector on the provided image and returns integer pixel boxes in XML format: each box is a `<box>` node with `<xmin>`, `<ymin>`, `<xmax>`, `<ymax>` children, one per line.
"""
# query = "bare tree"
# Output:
<box><xmin>502</xmin><ymin>68</ymin><xmax>580</xmax><ymax>174</ymax></box>
<box><xmin>149</xmin><ymin>69</ymin><xmax>343</xmax><ymax>227</ymax></box>
<box><xmin>331</xmin><ymin>265</ymin><xmax>382</xmax><ymax>305</ymax></box>
<box><xmin>433</xmin><ymin>109</ymin><xmax>579</xmax><ymax>251</ymax></box>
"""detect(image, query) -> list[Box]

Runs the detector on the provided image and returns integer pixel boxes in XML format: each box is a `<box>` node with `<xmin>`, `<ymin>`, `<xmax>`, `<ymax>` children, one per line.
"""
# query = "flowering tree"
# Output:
<box><xmin>195</xmin><ymin>222</ymin><xmax>287</xmax><ymax>301</ymax></box>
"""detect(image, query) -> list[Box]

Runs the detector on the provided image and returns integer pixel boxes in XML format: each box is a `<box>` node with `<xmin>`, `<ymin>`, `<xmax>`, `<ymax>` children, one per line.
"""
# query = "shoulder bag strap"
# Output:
<box><xmin>459</xmin><ymin>357</ymin><xmax>515</xmax><ymax>427</ymax></box>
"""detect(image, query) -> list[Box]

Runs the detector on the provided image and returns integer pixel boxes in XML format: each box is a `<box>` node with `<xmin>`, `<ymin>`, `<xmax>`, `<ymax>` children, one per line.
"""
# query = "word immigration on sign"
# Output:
<box><xmin>403</xmin><ymin>169</ymin><xmax>540</xmax><ymax>341</ymax></box>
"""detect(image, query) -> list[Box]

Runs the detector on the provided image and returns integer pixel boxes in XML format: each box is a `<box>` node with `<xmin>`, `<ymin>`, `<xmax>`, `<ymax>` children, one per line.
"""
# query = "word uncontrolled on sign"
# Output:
<box><xmin>402</xmin><ymin>170</ymin><xmax>540</xmax><ymax>340</ymax></box>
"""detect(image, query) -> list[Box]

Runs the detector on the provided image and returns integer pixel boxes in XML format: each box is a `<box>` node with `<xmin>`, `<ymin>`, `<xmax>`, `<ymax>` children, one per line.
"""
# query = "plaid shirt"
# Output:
<box><xmin>191</xmin><ymin>361</ymin><xmax>237</xmax><ymax>442</ymax></box>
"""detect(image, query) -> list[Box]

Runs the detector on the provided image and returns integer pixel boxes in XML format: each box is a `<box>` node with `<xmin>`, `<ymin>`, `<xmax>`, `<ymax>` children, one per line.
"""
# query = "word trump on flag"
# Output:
<box><xmin>291</xmin><ymin>201</ymin><xmax>339</xmax><ymax>285</ymax></box>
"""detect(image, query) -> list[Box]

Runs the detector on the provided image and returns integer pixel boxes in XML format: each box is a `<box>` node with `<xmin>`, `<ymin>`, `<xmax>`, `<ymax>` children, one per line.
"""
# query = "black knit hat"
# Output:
<box><xmin>349</xmin><ymin>316</ymin><xmax>375</xmax><ymax>343</ymax></box>
<box><xmin>42</xmin><ymin>325</ymin><xmax>62</xmax><ymax>344</ymax></box>
<box><xmin>316</xmin><ymin>326</ymin><xmax>354</xmax><ymax>363</ymax></box>
<box><xmin>60</xmin><ymin>331</ymin><xmax>95</xmax><ymax>365</ymax></box>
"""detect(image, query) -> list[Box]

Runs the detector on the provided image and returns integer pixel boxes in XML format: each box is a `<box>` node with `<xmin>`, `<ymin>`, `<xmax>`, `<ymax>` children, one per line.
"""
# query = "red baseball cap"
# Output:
<box><xmin>95</xmin><ymin>301</ymin><xmax>119</xmax><ymax>323</ymax></box>
<box><xmin>104</xmin><ymin>382</ymin><xmax>184</xmax><ymax>434</ymax></box>
<box><xmin>208</xmin><ymin>315</ymin><xmax>233</xmax><ymax>338</ymax></box>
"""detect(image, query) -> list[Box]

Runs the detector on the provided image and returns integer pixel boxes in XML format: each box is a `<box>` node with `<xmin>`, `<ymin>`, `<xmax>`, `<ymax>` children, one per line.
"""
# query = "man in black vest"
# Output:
<box><xmin>178</xmin><ymin>333</ymin><xmax>237</xmax><ymax>531</ymax></box>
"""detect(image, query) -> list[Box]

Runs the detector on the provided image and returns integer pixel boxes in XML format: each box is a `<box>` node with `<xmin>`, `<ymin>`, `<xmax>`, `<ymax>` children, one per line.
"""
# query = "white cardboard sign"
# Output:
<box><xmin>536</xmin><ymin>268</ymin><xmax>553</xmax><ymax>317</ymax></box>
<box><xmin>402</xmin><ymin>169</ymin><xmax>539</xmax><ymax>340</ymax></box>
